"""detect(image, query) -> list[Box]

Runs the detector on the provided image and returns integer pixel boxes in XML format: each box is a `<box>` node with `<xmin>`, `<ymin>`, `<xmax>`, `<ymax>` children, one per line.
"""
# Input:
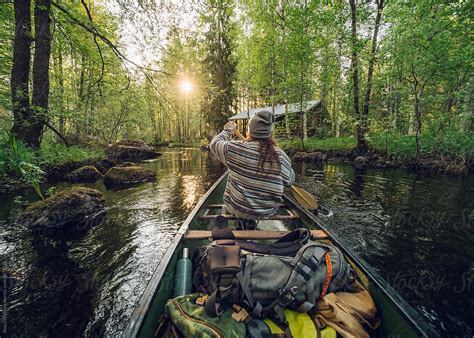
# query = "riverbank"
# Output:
<box><xmin>0</xmin><ymin>139</ymin><xmax>166</xmax><ymax>197</ymax></box>
<box><xmin>278</xmin><ymin>132</ymin><xmax>474</xmax><ymax>175</ymax></box>
<box><xmin>1</xmin><ymin>149</ymin><xmax>471</xmax><ymax>336</ymax></box>
<box><xmin>0</xmin><ymin>146</ymin><xmax>108</xmax><ymax>196</ymax></box>
<box><xmin>0</xmin><ymin>139</ymin><xmax>160</xmax><ymax>197</ymax></box>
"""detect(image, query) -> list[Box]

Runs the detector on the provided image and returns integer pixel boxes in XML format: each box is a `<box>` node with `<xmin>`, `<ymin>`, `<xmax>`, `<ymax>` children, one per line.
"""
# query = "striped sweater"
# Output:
<box><xmin>210</xmin><ymin>129</ymin><xmax>295</xmax><ymax>220</ymax></box>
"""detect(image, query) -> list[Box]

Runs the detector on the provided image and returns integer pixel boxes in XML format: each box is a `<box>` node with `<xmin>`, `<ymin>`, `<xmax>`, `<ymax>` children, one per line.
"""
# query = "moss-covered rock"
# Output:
<box><xmin>116</xmin><ymin>161</ymin><xmax>136</xmax><ymax>167</ymax></box>
<box><xmin>65</xmin><ymin>165</ymin><xmax>103</xmax><ymax>183</ymax></box>
<box><xmin>92</xmin><ymin>158</ymin><xmax>117</xmax><ymax>174</ymax></box>
<box><xmin>103</xmin><ymin>166</ymin><xmax>156</xmax><ymax>188</ymax></box>
<box><xmin>292</xmin><ymin>151</ymin><xmax>327</xmax><ymax>163</ymax></box>
<box><xmin>106</xmin><ymin>141</ymin><xmax>161</xmax><ymax>162</ymax></box>
<box><xmin>115</xmin><ymin>140</ymin><xmax>152</xmax><ymax>149</ymax></box>
<box><xmin>292</xmin><ymin>152</ymin><xmax>305</xmax><ymax>162</ymax></box>
<box><xmin>354</xmin><ymin>156</ymin><xmax>369</xmax><ymax>169</ymax></box>
<box><xmin>16</xmin><ymin>187</ymin><xmax>106</xmax><ymax>237</ymax></box>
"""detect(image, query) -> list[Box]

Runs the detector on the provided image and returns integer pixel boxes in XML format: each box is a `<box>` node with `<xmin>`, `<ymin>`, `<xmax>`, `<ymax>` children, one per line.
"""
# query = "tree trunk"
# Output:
<box><xmin>349</xmin><ymin>0</ymin><xmax>366</xmax><ymax>153</ymax></box>
<box><xmin>56</xmin><ymin>42</ymin><xmax>65</xmax><ymax>136</ymax></box>
<box><xmin>30</xmin><ymin>0</ymin><xmax>52</xmax><ymax>148</ymax></box>
<box><xmin>410</xmin><ymin>71</ymin><xmax>422</xmax><ymax>159</ymax></box>
<box><xmin>300</xmin><ymin>0</ymin><xmax>308</xmax><ymax>143</ymax></box>
<box><xmin>10</xmin><ymin>0</ymin><xmax>32</xmax><ymax>145</ymax></box>
<box><xmin>270</xmin><ymin>1</ymin><xmax>276</xmax><ymax>117</ymax></box>
<box><xmin>414</xmin><ymin>94</ymin><xmax>421</xmax><ymax>159</ymax></box>
<box><xmin>361</xmin><ymin>0</ymin><xmax>384</xmax><ymax>148</ymax></box>
<box><xmin>280</xmin><ymin>0</ymin><xmax>290</xmax><ymax>138</ymax></box>
<box><xmin>462</xmin><ymin>76</ymin><xmax>473</xmax><ymax>132</ymax></box>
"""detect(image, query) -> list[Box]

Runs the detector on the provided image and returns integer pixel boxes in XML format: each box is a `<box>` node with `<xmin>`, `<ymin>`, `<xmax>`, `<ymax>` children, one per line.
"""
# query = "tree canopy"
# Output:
<box><xmin>0</xmin><ymin>0</ymin><xmax>472</xmax><ymax>153</ymax></box>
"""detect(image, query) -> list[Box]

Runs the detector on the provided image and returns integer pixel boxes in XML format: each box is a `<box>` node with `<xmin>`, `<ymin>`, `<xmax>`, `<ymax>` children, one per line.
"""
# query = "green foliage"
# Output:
<box><xmin>45</xmin><ymin>186</ymin><xmax>58</xmax><ymax>198</ymax></box>
<box><xmin>0</xmin><ymin>133</ymin><xmax>37</xmax><ymax>177</ymax></box>
<box><xmin>369</xmin><ymin>132</ymin><xmax>474</xmax><ymax>161</ymax></box>
<box><xmin>13</xmin><ymin>195</ymin><xmax>29</xmax><ymax>208</ymax></box>
<box><xmin>0</xmin><ymin>2</ymin><xmax>13</xmax><ymax>112</ymax></box>
<box><xmin>19</xmin><ymin>162</ymin><xmax>45</xmax><ymax>199</ymax></box>
<box><xmin>0</xmin><ymin>133</ymin><xmax>45</xmax><ymax>198</ymax></box>
<box><xmin>280</xmin><ymin>132</ymin><xmax>474</xmax><ymax>162</ymax></box>
<box><xmin>1</xmin><ymin>0</ymin><xmax>472</xmax><ymax>172</ymax></box>
<box><xmin>278</xmin><ymin>136</ymin><xmax>356</xmax><ymax>152</ymax></box>
<box><xmin>200</xmin><ymin>0</ymin><xmax>238</xmax><ymax>137</ymax></box>
<box><xmin>0</xmin><ymin>132</ymin><xmax>103</xmax><ymax>197</ymax></box>
<box><xmin>39</xmin><ymin>141</ymin><xmax>104</xmax><ymax>165</ymax></box>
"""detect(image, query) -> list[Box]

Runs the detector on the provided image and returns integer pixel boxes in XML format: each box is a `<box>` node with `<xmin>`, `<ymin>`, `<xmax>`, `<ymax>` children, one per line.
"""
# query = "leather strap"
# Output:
<box><xmin>320</xmin><ymin>253</ymin><xmax>333</xmax><ymax>299</ymax></box>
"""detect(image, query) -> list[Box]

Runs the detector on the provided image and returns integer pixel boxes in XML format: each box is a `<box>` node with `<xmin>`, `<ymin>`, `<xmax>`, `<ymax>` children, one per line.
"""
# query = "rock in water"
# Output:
<box><xmin>16</xmin><ymin>187</ymin><xmax>106</xmax><ymax>237</ymax></box>
<box><xmin>66</xmin><ymin>165</ymin><xmax>103</xmax><ymax>183</ymax></box>
<box><xmin>116</xmin><ymin>161</ymin><xmax>136</xmax><ymax>167</ymax></box>
<box><xmin>103</xmin><ymin>166</ymin><xmax>156</xmax><ymax>188</ymax></box>
<box><xmin>310</xmin><ymin>152</ymin><xmax>327</xmax><ymax>163</ymax></box>
<box><xmin>106</xmin><ymin>141</ymin><xmax>161</xmax><ymax>162</ymax></box>
<box><xmin>93</xmin><ymin>158</ymin><xmax>117</xmax><ymax>174</ymax></box>
<box><xmin>292</xmin><ymin>152</ymin><xmax>305</xmax><ymax>162</ymax></box>
<box><xmin>115</xmin><ymin>140</ymin><xmax>152</xmax><ymax>149</ymax></box>
<box><xmin>354</xmin><ymin>156</ymin><xmax>369</xmax><ymax>169</ymax></box>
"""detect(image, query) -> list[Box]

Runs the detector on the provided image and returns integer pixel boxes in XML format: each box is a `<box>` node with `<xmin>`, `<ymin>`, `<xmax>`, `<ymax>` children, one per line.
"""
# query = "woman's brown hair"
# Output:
<box><xmin>248</xmin><ymin>136</ymin><xmax>281</xmax><ymax>172</ymax></box>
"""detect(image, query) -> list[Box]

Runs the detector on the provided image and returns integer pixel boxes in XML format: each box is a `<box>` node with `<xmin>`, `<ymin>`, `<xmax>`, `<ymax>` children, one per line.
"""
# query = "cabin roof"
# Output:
<box><xmin>228</xmin><ymin>100</ymin><xmax>321</xmax><ymax>121</ymax></box>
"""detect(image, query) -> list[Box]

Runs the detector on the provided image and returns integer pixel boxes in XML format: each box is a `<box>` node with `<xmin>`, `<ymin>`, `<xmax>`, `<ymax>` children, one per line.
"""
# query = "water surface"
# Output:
<box><xmin>1</xmin><ymin>149</ymin><xmax>225</xmax><ymax>336</ymax></box>
<box><xmin>294</xmin><ymin>162</ymin><xmax>473</xmax><ymax>336</ymax></box>
<box><xmin>1</xmin><ymin>149</ymin><xmax>472</xmax><ymax>336</ymax></box>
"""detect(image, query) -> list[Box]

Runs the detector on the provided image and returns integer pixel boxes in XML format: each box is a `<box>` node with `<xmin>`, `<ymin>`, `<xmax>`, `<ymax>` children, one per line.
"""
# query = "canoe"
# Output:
<box><xmin>123</xmin><ymin>172</ymin><xmax>438</xmax><ymax>337</ymax></box>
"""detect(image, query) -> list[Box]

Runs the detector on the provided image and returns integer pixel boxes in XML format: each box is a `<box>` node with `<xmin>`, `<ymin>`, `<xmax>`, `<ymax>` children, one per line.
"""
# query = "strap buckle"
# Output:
<box><xmin>278</xmin><ymin>286</ymin><xmax>298</xmax><ymax>307</ymax></box>
<box><xmin>231</xmin><ymin>304</ymin><xmax>251</xmax><ymax>322</ymax></box>
<box><xmin>195</xmin><ymin>295</ymin><xmax>209</xmax><ymax>306</ymax></box>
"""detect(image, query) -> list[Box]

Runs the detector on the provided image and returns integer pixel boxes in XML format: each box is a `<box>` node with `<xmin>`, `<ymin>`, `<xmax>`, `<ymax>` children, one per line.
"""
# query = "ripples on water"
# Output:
<box><xmin>1</xmin><ymin>149</ymin><xmax>225</xmax><ymax>336</ymax></box>
<box><xmin>294</xmin><ymin>162</ymin><xmax>474</xmax><ymax>336</ymax></box>
<box><xmin>1</xmin><ymin>149</ymin><xmax>472</xmax><ymax>336</ymax></box>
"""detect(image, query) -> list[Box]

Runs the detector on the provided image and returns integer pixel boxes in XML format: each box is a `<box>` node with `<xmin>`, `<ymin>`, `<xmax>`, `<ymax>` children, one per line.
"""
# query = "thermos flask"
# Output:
<box><xmin>173</xmin><ymin>248</ymin><xmax>192</xmax><ymax>297</ymax></box>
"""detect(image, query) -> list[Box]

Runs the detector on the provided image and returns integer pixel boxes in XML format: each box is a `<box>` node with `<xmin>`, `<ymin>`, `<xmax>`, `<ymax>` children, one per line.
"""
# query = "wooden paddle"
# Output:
<box><xmin>231</xmin><ymin>127</ymin><xmax>319</xmax><ymax>211</ymax></box>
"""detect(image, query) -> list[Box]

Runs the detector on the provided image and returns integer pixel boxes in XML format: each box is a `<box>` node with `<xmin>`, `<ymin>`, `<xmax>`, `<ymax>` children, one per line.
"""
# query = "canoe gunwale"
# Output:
<box><xmin>283</xmin><ymin>194</ymin><xmax>440</xmax><ymax>338</ymax></box>
<box><xmin>122</xmin><ymin>173</ymin><xmax>227</xmax><ymax>337</ymax></box>
<box><xmin>124</xmin><ymin>171</ymin><xmax>439</xmax><ymax>338</ymax></box>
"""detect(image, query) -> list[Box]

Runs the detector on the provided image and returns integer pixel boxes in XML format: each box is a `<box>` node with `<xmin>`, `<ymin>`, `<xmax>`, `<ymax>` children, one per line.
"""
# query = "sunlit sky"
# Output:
<box><xmin>102</xmin><ymin>0</ymin><xmax>201</xmax><ymax>68</ymax></box>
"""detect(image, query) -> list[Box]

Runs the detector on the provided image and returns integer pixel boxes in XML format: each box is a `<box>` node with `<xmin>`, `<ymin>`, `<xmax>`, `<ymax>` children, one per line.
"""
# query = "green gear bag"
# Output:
<box><xmin>165</xmin><ymin>293</ymin><xmax>246</xmax><ymax>338</ymax></box>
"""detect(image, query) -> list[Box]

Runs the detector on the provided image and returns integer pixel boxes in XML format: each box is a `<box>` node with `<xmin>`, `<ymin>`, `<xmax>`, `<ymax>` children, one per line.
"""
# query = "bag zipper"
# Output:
<box><xmin>170</xmin><ymin>297</ymin><xmax>227</xmax><ymax>338</ymax></box>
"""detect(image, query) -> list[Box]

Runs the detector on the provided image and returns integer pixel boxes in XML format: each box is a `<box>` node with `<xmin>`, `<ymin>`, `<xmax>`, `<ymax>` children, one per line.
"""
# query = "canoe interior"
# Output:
<box><xmin>125</xmin><ymin>173</ymin><xmax>437</xmax><ymax>338</ymax></box>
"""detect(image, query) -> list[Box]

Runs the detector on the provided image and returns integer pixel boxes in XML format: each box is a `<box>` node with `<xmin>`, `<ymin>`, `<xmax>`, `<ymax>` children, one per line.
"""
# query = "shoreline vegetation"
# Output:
<box><xmin>1</xmin><ymin>130</ymin><xmax>472</xmax><ymax>197</ymax></box>
<box><xmin>0</xmin><ymin>137</ymin><xmax>105</xmax><ymax>196</ymax></box>
<box><xmin>278</xmin><ymin>132</ymin><xmax>474</xmax><ymax>175</ymax></box>
<box><xmin>1</xmin><ymin>1</ymin><xmax>472</xmax><ymax>199</ymax></box>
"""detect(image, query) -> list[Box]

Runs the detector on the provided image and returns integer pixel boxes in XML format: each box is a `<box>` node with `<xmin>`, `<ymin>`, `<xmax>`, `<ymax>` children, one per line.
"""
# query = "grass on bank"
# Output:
<box><xmin>278</xmin><ymin>136</ymin><xmax>356</xmax><ymax>152</ymax></box>
<box><xmin>0</xmin><ymin>133</ymin><xmax>104</xmax><ymax>184</ymax></box>
<box><xmin>278</xmin><ymin>132</ymin><xmax>474</xmax><ymax>161</ymax></box>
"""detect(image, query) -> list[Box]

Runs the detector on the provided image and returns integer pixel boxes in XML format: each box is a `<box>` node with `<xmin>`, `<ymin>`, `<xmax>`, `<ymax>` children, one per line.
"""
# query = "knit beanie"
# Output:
<box><xmin>248</xmin><ymin>110</ymin><xmax>275</xmax><ymax>139</ymax></box>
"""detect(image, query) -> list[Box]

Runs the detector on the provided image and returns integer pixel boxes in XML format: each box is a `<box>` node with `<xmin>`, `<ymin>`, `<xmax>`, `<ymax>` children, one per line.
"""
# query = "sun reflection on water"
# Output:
<box><xmin>181</xmin><ymin>175</ymin><xmax>200</xmax><ymax>209</ymax></box>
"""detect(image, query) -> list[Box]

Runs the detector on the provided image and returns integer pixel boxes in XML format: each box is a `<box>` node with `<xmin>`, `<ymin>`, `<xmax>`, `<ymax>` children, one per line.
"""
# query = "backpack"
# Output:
<box><xmin>162</xmin><ymin>293</ymin><xmax>246</xmax><ymax>338</ymax></box>
<box><xmin>192</xmin><ymin>226</ymin><xmax>356</xmax><ymax>336</ymax></box>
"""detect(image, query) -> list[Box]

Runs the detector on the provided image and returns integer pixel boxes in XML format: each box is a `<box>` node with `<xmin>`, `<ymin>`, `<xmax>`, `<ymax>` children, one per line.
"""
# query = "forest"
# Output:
<box><xmin>0</xmin><ymin>0</ymin><xmax>473</xmax><ymax>184</ymax></box>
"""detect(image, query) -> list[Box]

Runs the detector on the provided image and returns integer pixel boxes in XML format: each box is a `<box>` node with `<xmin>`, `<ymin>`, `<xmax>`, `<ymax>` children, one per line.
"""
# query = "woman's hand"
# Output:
<box><xmin>223</xmin><ymin>122</ymin><xmax>237</xmax><ymax>131</ymax></box>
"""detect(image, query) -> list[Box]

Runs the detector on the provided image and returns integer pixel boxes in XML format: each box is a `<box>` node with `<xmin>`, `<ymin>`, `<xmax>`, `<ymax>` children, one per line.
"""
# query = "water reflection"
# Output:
<box><xmin>1</xmin><ymin>148</ymin><xmax>225</xmax><ymax>337</ymax></box>
<box><xmin>294</xmin><ymin>162</ymin><xmax>474</xmax><ymax>335</ymax></box>
<box><xmin>1</xmin><ymin>151</ymin><xmax>472</xmax><ymax>336</ymax></box>
<box><xmin>181</xmin><ymin>175</ymin><xmax>200</xmax><ymax>209</ymax></box>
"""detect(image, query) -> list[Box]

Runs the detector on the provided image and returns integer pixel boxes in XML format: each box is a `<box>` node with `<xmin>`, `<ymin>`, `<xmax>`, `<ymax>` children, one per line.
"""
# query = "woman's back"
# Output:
<box><xmin>210</xmin><ymin>112</ymin><xmax>295</xmax><ymax>220</ymax></box>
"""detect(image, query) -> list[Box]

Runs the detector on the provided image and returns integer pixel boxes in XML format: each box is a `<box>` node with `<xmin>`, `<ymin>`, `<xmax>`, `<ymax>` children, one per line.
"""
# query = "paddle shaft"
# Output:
<box><xmin>230</xmin><ymin>127</ymin><xmax>319</xmax><ymax>210</ymax></box>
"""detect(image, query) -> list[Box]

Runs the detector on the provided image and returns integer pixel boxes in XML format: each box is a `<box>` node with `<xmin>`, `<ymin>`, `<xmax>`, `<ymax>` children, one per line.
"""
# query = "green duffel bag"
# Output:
<box><xmin>163</xmin><ymin>293</ymin><xmax>246</xmax><ymax>338</ymax></box>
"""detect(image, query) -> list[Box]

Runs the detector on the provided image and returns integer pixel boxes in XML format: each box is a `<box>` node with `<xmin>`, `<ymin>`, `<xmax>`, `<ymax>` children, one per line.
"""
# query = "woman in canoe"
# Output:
<box><xmin>210</xmin><ymin>110</ymin><xmax>295</xmax><ymax>230</ymax></box>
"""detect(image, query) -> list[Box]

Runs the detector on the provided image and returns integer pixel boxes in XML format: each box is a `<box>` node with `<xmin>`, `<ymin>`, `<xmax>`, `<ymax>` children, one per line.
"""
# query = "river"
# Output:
<box><xmin>1</xmin><ymin>148</ymin><xmax>472</xmax><ymax>336</ymax></box>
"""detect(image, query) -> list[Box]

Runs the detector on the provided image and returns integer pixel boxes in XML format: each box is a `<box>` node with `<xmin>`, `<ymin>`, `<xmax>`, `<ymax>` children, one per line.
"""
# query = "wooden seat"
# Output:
<box><xmin>199</xmin><ymin>204</ymin><xmax>299</xmax><ymax>221</ymax></box>
<box><xmin>184</xmin><ymin>229</ymin><xmax>328</xmax><ymax>240</ymax></box>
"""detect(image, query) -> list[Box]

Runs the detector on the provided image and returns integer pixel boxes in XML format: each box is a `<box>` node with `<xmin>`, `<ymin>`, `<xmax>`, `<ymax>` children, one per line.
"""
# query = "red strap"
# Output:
<box><xmin>320</xmin><ymin>253</ymin><xmax>333</xmax><ymax>299</ymax></box>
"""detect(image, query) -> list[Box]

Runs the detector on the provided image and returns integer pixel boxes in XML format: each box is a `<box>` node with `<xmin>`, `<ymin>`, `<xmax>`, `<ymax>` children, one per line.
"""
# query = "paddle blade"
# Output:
<box><xmin>233</xmin><ymin>128</ymin><xmax>246</xmax><ymax>141</ymax></box>
<box><xmin>291</xmin><ymin>185</ymin><xmax>319</xmax><ymax>210</ymax></box>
